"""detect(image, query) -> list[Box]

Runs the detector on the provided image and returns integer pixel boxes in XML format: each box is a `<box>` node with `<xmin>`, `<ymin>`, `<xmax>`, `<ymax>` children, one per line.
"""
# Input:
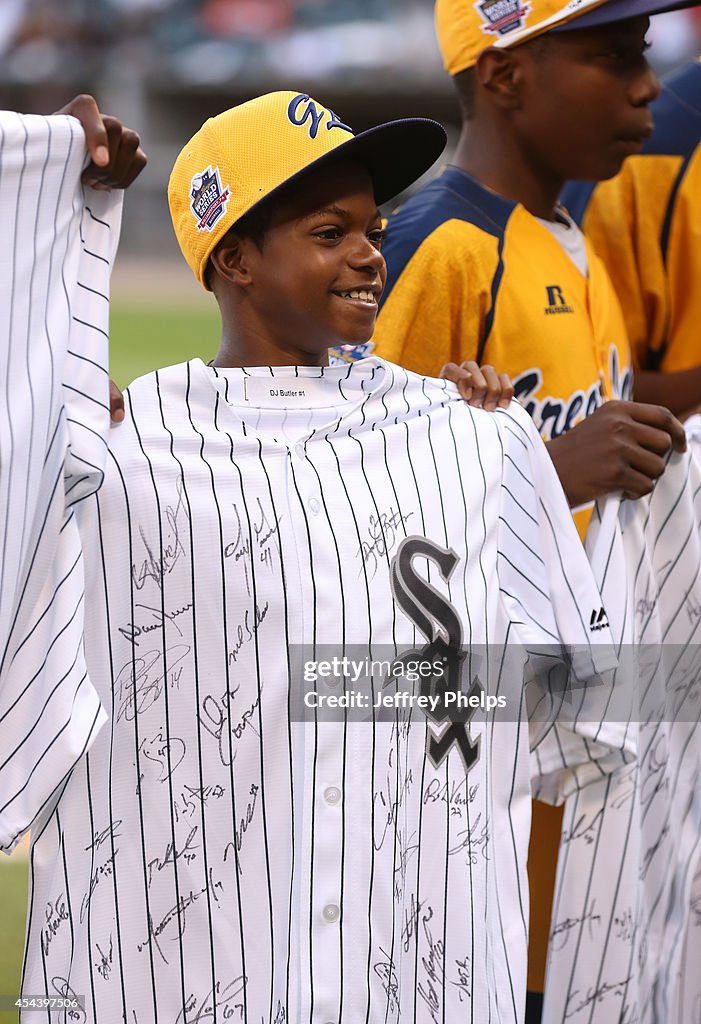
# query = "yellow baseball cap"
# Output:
<box><xmin>169</xmin><ymin>90</ymin><xmax>447</xmax><ymax>289</ymax></box>
<box><xmin>436</xmin><ymin>0</ymin><xmax>700</xmax><ymax>75</ymax></box>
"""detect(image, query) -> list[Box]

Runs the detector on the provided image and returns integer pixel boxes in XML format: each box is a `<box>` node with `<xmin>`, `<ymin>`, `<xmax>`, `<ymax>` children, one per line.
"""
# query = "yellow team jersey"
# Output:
<box><xmin>375</xmin><ymin>165</ymin><xmax>632</xmax><ymax>447</ymax></box>
<box><xmin>562</xmin><ymin>60</ymin><xmax>701</xmax><ymax>374</ymax></box>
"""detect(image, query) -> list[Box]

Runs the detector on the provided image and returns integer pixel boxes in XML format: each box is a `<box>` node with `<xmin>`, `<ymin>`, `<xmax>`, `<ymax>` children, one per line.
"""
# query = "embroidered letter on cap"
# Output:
<box><xmin>287</xmin><ymin>94</ymin><xmax>353</xmax><ymax>140</ymax></box>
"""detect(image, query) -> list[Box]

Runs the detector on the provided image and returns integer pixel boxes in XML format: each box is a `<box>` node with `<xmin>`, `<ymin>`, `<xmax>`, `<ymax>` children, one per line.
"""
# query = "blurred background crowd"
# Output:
<box><xmin>0</xmin><ymin>0</ymin><xmax>443</xmax><ymax>95</ymax></box>
<box><xmin>1</xmin><ymin>0</ymin><xmax>699</xmax><ymax>260</ymax></box>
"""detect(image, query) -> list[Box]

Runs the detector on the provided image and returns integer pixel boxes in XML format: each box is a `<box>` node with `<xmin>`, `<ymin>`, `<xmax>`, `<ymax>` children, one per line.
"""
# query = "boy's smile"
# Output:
<box><xmin>334</xmin><ymin>286</ymin><xmax>381</xmax><ymax>308</ymax></box>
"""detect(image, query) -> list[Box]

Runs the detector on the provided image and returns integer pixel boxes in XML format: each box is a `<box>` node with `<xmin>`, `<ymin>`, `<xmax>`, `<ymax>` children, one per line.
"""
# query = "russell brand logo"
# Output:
<box><xmin>474</xmin><ymin>0</ymin><xmax>531</xmax><ymax>36</ymax></box>
<box><xmin>544</xmin><ymin>284</ymin><xmax>575</xmax><ymax>315</ymax></box>
<box><xmin>190</xmin><ymin>166</ymin><xmax>230</xmax><ymax>232</ymax></box>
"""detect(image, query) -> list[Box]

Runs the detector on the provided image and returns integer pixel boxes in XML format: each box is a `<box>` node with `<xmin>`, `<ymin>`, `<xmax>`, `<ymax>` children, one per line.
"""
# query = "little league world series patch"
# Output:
<box><xmin>475</xmin><ymin>0</ymin><xmax>531</xmax><ymax>35</ymax></box>
<box><xmin>190</xmin><ymin>165</ymin><xmax>230</xmax><ymax>232</ymax></box>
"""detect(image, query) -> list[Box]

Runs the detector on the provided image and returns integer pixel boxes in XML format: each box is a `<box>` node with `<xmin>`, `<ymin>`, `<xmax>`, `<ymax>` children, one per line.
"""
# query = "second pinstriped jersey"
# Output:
<box><xmin>542</xmin><ymin>448</ymin><xmax>701</xmax><ymax>1024</ymax></box>
<box><xmin>23</xmin><ymin>357</ymin><xmax>626</xmax><ymax>1023</ymax></box>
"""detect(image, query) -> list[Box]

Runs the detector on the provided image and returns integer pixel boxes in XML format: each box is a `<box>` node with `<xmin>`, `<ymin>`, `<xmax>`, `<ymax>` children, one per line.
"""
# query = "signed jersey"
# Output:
<box><xmin>23</xmin><ymin>358</ymin><xmax>626</xmax><ymax>1024</ymax></box>
<box><xmin>542</xmin><ymin>447</ymin><xmax>701</xmax><ymax>1024</ymax></box>
<box><xmin>0</xmin><ymin>112</ymin><xmax>121</xmax><ymax>850</ymax></box>
<box><xmin>563</xmin><ymin>60</ymin><xmax>701</xmax><ymax>374</ymax></box>
<box><xmin>374</xmin><ymin>165</ymin><xmax>633</xmax><ymax>443</ymax></box>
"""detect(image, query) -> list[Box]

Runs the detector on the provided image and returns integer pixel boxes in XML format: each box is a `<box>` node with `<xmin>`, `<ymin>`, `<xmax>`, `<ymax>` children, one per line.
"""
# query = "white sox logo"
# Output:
<box><xmin>391</xmin><ymin>536</ymin><xmax>482</xmax><ymax>772</ymax></box>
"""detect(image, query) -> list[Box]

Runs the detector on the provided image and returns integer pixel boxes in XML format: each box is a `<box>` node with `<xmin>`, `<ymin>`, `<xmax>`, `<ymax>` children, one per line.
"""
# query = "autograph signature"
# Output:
<box><xmin>131</xmin><ymin>478</ymin><xmax>188</xmax><ymax>592</ymax></box>
<box><xmin>358</xmin><ymin>508</ymin><xmax>414</xmax><ymax>579</ymax></box>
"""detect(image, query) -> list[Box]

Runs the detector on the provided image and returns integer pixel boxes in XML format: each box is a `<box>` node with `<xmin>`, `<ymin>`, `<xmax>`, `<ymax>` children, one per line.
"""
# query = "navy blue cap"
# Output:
<box><xmin>551</xmin><ymin>0</ymin><xmax>699</xmax><ymax>30</ymax></box>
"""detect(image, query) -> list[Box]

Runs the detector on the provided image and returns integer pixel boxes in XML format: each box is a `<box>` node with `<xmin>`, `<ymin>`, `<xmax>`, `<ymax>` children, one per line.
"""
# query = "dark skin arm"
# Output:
<box><xmin>635</xmin><ymin>368</ymin><xmax>701</xmax><ymax>421</ymax></box>
<box><xmin>55</xmin><ymin>94</ymin><xmax>147</xmax><ymax>190</ymax></box>
<box><xmin>110</xmin><ymin>380</ymin><xmax>125</xmax><ymax>423</ymax></box>
<box><xmin>547</xmin><ymin>400</ymin><xmax>686</xmax><ymax>506</ymax></box>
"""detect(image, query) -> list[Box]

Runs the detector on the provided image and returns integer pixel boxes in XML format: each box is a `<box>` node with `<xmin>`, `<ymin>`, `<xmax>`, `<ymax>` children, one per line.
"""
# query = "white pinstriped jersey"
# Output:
<box><xmin>22</xmin><ymin>357</ymin><xmax>627</xmax><ymax>1024</ymax></box>
<box><xmin>0</xmin><ymin>113</ymin><xmax>122</xmax><ymax>851</ymax></box>
<box><xmin>542</xmin><ymin>448</ymin><xmax>701</xmax><ymax>1024</ymax></box>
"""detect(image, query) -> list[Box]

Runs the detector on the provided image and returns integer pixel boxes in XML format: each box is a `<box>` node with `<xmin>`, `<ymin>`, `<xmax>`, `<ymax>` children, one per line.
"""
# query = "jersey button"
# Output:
<box><xmin>324</xmin><ymin>786</ymin><xmax>341</xmax><ymax>806</ymax></box>
<box><xmin>322</xmin><ymin>903</ymin><xmax>340</xmax><ymax>924</ymax></box>
<box><xmin>294</xmin><ymin>442</ymin><xmax>305</xmax><ymax>459</ymax></box>
<box><xmin>308</xmin><ymin>496</ymin><xmax>321</xmax><ymax>515</ymax></box>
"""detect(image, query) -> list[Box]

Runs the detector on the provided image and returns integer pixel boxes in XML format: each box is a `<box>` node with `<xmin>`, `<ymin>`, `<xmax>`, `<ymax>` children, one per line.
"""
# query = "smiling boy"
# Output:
<box><xmin>12</xmin><ymin>91</ymin><xmax>633</xmax><ymax>1023</ymax></box>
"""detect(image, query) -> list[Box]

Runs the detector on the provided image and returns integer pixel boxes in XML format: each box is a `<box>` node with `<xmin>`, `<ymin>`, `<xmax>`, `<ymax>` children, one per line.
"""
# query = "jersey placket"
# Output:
<box><xmin>285</xmin><ymin>432</ymin><xmax>347</xmax><ymax>1022</ymax></box>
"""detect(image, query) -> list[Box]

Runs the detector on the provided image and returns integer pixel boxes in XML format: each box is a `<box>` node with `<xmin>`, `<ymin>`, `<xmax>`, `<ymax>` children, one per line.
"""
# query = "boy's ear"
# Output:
<box><xmin>209</xmin><ymin>233</ymin><xmax>253</xmax><ymax>289</ymax></box>
<box><xmin>474</xmin><ymin>47</ymin><xmax>524</xmax><ymax>111</ymax></box>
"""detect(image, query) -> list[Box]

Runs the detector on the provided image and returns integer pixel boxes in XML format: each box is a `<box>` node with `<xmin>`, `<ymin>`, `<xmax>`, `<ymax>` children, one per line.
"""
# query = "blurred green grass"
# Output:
<box><xmin>0</xmin><ymin>859</ymin><xmax>28</xmax><ymax>1024</ymax></box>
<box><xmin>110</xmin><ymin>302</ymin><xmax>221</xmax><ymax>390</ymax></box>
<box><xmin>0</xmin><ymin>302</ymin><xmax>217</xmax><ymax>1023</ymax></box>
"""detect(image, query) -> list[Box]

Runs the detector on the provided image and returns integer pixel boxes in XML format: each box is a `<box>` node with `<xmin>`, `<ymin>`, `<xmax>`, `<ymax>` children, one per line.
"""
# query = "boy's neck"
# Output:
<box><xmin>452</xmin><ymin>122</ymin><xmax>563</xmax><ymax>221</ymax></box>
<box><xmin>211</xmin><ymin>327</ymin><xmax>330</xmax><ymax>370</ymax></box>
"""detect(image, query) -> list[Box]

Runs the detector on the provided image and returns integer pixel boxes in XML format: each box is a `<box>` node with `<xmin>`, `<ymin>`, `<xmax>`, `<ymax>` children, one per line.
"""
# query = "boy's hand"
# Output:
<box><xmin>110</xmin><ymin>380</ymin><xmax>125</xmax><ymax>423</ymax></box>
<box><xmin>440</xmin><ymin>360</ymin><xmax>514</xmax><ymax>411</ymax></box>
<box><xmin>55</xmin><ymin>94</ymin><xmax>147</xmax><ymax>190</ymax></box>
<box><xmin>547</xmin><ymin>400</ymin><xmax>686</xmax><ymax>507</ymax></box>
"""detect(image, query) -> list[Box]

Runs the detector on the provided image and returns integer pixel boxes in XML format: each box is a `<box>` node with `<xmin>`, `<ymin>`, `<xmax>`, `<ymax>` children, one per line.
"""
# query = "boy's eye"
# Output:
<box><xmin>315</xmin><ymin>227</ymin><xmax>343</xmax><ymax>240</ymax></box>
<box><xmin>602</xmin><ymin>39</ymin><xmax>650</xmax><ymax>63</ymax></box>
<box><xmin>369</xmin><ymin>228</ymin><xmax>384</xmax><ymax>247</ymax></box>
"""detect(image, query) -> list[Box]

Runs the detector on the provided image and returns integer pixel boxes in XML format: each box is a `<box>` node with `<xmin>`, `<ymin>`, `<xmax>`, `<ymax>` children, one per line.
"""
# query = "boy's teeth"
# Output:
<box><xmin>342</xmin><ymin>289</ymin><xmax>374</xmax><ymax>302</ymax></box>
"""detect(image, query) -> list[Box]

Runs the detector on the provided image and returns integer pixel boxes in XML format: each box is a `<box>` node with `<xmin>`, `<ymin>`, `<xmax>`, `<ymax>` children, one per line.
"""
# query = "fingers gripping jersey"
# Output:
<box><xmin>0</xmin><ymin>113</ymin><xmax>123</xmax><ymax>850</ymax></box>
<box><xmin>542</xmin><ymin>448</ymin><xmax>701</xmax><ymax>1024</ymax></box>
<box><xmin>23</xmin><ymin>359</ymin><xmax>625</xmax><ymax>1024</ymax></box>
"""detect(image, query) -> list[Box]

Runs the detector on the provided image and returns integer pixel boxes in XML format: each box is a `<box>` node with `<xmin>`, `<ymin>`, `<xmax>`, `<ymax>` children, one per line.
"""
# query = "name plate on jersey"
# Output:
<box><xmin>244</xmin><ymin>376</ymin><xmax>336</xmax><ymax>407</ymax></box>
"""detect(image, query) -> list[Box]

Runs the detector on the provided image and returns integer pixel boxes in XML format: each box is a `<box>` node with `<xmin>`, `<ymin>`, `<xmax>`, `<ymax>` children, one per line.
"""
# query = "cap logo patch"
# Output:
<box><xmin>473</xmin><ymin>0</ymin><xmax>531</xmax><ymax>35</ymax></box>
<box><xmin>287</xmin><ymin>94</ymin><xmax>353</xmax><ymax>141</ymax></box>
<box><xmin>190</xmin><ymin>165</ymin><xmax>230</xmax><ymax>232</ymax></box>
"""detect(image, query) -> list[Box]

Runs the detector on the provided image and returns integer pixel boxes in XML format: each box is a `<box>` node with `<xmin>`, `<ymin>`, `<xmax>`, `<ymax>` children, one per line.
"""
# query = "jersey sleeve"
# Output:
<box><xmin>0</xmin><ymin>113</ymin><xmax>122</xmax><ymax>851</ymax></box>
<box><xmin>494</xmin><ymin>403</ymin><xmax>635</xmax><ymax>805</ymax></box>
<box><xmin>542</xmin><ymin>448</ymin><xmax>701</xmax><ymax>1024</ymax></box>
<box><xmin>373</xmin><ymin>219</ymin><xmax>494</xmax><ymax>376</ymax></box>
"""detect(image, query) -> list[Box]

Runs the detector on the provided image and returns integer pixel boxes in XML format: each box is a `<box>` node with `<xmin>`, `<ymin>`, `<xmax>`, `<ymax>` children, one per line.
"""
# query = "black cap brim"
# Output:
<box><xmin>551</xmin><ymin>0</ymin><xmax>699</xmax><ymax>30</ymax></box>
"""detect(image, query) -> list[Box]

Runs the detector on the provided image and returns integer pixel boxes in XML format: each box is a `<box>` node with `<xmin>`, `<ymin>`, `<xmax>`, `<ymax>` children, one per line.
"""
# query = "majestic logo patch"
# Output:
<box><xmin>474</xmin><ymin>0</ymin><xmax>531</xmax><ymax>35</ymax></box>
<box><xmin>190</xmin><ymin>166</ymin><xmax>230</xmax><ymax>233</ymax></box>
<box><xmin>589</xmin><ymin>607</ymin><xmax>610</xmax><ymax>632</ymax></box>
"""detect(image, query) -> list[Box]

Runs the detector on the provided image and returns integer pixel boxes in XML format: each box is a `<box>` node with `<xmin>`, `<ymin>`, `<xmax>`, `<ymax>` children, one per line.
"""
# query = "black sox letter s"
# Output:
<box><xmin>390</xmin><ymin>536</ymin><xmax>483</xmax><ymax>772</ymax></box>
